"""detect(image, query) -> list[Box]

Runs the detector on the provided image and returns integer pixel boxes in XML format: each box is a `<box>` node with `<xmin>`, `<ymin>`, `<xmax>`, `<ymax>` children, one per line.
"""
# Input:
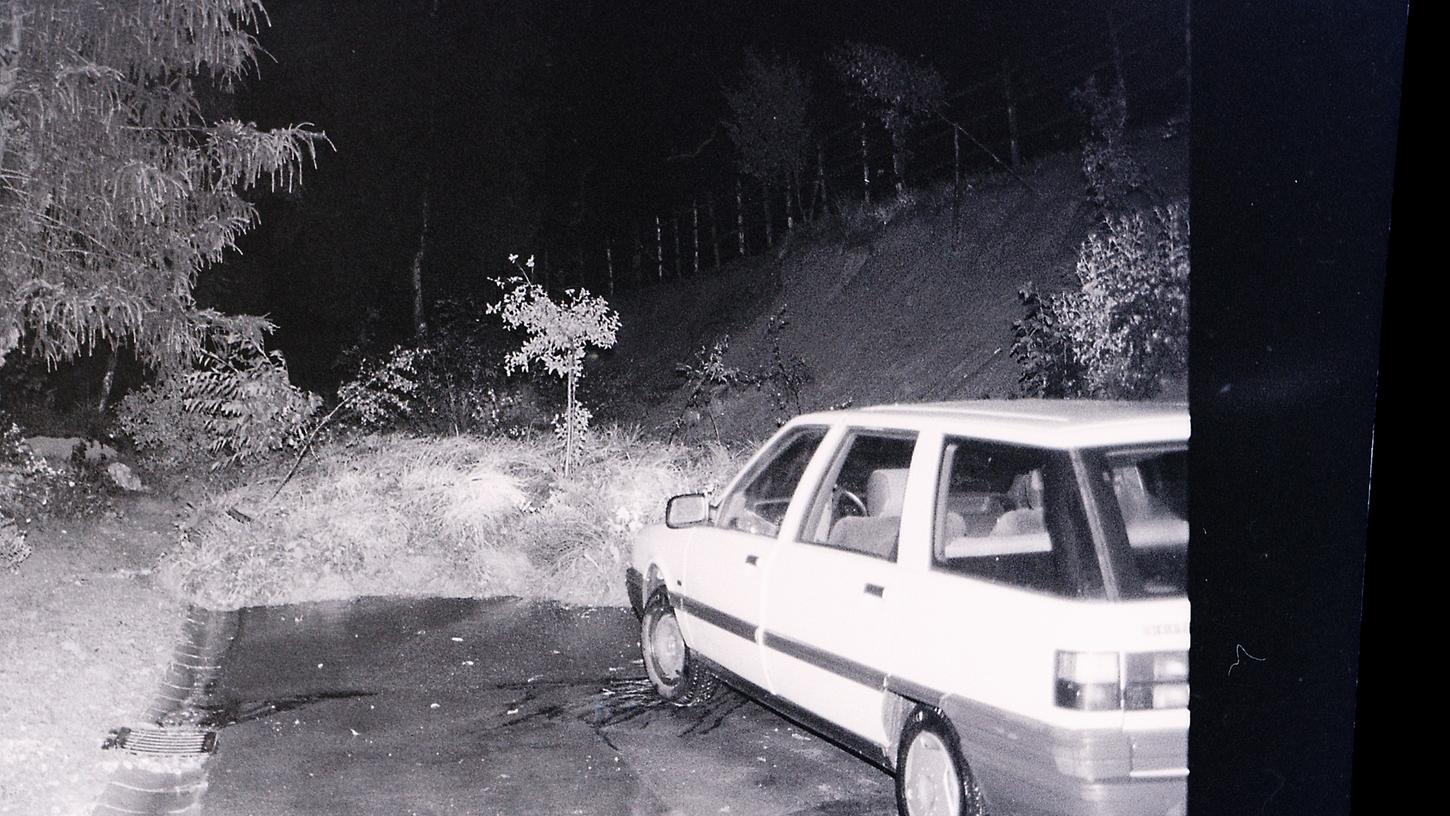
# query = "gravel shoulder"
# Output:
<box><xmin>0</xmin><ymin>498</ymin><xmax>183</xmax><ymax>816</ymax></box>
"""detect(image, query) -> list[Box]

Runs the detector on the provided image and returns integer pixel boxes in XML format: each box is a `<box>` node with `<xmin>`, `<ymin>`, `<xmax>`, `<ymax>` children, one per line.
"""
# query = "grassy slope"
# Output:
<box><xmin>602</xmin><ymin>131</ymin><xmax>1188</xmax><ymax>443</ymax></box>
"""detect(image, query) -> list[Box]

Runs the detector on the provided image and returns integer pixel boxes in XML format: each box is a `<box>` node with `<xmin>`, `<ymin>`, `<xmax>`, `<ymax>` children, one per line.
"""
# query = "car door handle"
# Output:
<box><xmin>864</xmin><ymin>583</ymin><xmax>885</xmax><ymax>597</ymax></box>
<box><xmin>744</xmin><ymin>554</ymin><xmax>758</xmax><ymax>566</ymax></box>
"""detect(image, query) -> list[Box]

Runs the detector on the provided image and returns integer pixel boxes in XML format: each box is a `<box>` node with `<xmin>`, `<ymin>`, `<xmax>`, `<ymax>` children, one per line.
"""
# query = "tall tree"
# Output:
<box><xmin>830</xmin><ymin>43</ymin><xmax>945</xmax><ymax>193</ymax></box>
<box><xmin>0</xmin><ymin>0</ymin><xmax>325</xmax><ymax>369</ymax></box>
<box><xmin>723</xmin><ymin>51</ymin><xmax>814</xmax><ymax>224</ymax></box>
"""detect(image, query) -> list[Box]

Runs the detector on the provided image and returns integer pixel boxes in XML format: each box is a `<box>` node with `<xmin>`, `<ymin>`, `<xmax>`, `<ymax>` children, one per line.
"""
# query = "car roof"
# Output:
<box><xmin>791</xmin><ymin>399</ymin><xmax>1189</xmax><ymax>449</ymax></box>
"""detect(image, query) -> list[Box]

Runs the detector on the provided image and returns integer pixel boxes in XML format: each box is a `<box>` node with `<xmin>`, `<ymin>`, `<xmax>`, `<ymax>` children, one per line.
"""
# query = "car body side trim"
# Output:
<box><xmin>760</xmin><ymin>630</ymin><xmax>887</xmax><ymax>690</ymax></box>
<box><xmin>674</xmin><ymin>594</ymin><xmax>759</xmax><ymax>642</ymax></box>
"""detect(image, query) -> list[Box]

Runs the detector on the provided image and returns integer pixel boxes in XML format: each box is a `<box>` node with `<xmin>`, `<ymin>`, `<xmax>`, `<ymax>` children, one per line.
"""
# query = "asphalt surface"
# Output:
<box><xmin>201</xmin><ymin>597</ymin><xmax>896</xmax><ymax>815</ymax></box>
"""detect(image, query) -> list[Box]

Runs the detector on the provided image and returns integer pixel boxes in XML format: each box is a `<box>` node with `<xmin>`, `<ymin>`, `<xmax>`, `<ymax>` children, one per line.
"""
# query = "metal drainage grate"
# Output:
<box><xmin>103</xmin><ymin>726</ymin><xmax>217</xmax><ymax>756</ymax></box>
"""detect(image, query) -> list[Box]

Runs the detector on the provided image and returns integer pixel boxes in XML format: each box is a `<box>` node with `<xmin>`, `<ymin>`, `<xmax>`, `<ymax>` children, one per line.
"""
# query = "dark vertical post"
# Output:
<box><xmin>605</xmin><ymin>243</ymin><xmax>614</xmax><ymax>296</ymax></box>
<box><xmin>672</xmin><ymin>213</ymin><xmax>681</xmax><ymax>277</ymax></box>
<box><xmin>1183</xmin><ymin>0</ymin><xmax>1192</xmax><ymax>109</ymax></box>
<box><xmin>1106</xmin><ymin>6</ymin><xmax>1127</xmax><ymax>103</ymax></box>
<box><xmin>812</xmin><ymin>142</ymin><xmax>827</xmax><ymax>220</ymax></box>
<box><xmin>761</xmin><ymin>179</ymin><xmax>773</xmax><ymax>247</ymax></box>
<box><xmin>707</xmin><ymin>195</ymin><xmax>721</xmax><ymax>270</ymax></box>
<box><xmin>631</xmin><ymin>222</ymin><xmax>642</xmax><ymax>285</ymax></box>
<box><xmin>953</xmin><ymin>126</ymin><xmax>961</xmax><ymax>188</ymax></box>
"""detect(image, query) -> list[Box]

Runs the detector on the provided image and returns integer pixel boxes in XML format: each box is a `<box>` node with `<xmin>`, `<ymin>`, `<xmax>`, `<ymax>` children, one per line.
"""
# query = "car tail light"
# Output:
<box><xmin>1055</xmin><ymin>651</ymin><xmax>1121</xmax><ymax>710</ymax></box>
<box><xmin>1125</xmin><ymin>651</ymin><xmax>1190</xmax><ymax>710</ymax></box>
<box><xmin>1055</xmin><ymin>650</ymin><xmax>1190</xmax><ymax>711</ymax></box>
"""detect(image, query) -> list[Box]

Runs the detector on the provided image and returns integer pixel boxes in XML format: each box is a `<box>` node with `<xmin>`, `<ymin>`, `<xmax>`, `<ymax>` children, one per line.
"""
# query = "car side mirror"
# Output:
<box><xmin>665</xmin><ymin>493</ymin><xmax>709</xmax><ymax>528</ymax></box>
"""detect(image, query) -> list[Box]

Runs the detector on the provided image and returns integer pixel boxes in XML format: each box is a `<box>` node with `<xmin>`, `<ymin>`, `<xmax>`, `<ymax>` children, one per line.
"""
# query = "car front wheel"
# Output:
<box><xmin>640</xmin><ymin>590</ymin><xmax>718</xmax><ymax>706</ymax></box>
<box><xmin>895</xmin><ymin>707</ymin><xmax>987</xmax><ymax>816</ymax></box>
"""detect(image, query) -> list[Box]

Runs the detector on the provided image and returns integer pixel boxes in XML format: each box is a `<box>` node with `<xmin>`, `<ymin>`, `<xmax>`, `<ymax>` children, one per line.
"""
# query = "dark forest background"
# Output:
<box><xmin>216</xmin><ymin>0</ymin><xmax>1188</xmax><ymax>387</ymax></box>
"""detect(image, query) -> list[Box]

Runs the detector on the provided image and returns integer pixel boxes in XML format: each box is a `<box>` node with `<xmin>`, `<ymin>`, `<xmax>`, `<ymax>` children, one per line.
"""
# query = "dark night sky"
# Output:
<box><xmin>219</xmin><ymin>0</ymin><xmax>1185</xmax><ymax>385</ymax></box>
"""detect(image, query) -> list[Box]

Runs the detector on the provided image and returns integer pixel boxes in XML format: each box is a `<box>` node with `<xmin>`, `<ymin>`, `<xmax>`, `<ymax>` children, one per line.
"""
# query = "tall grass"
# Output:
<box><xmin>161</xmin><ymin>427</ymin><xmax>743</xmax><ymax>609</ymax></box>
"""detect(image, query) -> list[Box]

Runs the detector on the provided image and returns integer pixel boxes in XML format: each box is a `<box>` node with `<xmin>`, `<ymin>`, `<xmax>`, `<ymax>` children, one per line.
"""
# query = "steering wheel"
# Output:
<box><xmin>836</xmin><ymin>488</ymin><xmax>868</xmax><ymax>518</ymax></box>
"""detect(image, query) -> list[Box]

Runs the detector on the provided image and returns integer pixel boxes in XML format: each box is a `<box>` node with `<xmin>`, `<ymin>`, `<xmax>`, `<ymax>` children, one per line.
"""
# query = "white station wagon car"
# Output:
<box><xmin>625</xmin><ymin>400</ymin><xmax>1189</xmax><ymax>816</ymax></box>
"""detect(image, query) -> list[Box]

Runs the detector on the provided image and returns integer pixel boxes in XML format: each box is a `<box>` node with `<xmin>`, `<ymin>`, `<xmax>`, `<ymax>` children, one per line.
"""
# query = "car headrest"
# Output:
<box><xmin>866</xmin><ymin>468</ymin><xmax>910</xmax><ymax>517</ymax></box>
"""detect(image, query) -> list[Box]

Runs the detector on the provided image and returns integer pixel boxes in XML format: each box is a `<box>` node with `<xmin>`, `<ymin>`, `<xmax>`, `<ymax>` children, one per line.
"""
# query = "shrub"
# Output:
<box><xmin>1010</xmin><ymin>282</ymin><xmax>1086</xmax><ymax>398</ymax></box>
<box><xmin>117</xmin><ymin>337</ymin><xmax>320</xmax><ymax>468</ymax></box>
<box><xmin>115</xmin><ymin>369</ymin><xmax>215</xmax><ymax>470</ymax></box>
<box><xmin>1013</xmin><ymin>202</ymin><xmax>1189</xmax><ymax>399</ymax></box>
<box><xmin>1071</xmin><ymin>75</ymin><xmax>1146</xmax><ymax>213</ymax></box>
<box><xmin>0</xmin><ymin>514</ymin><xmax>28</xmax><ymax>572</ymax></box>
<box><xmin>670</xmin><ymin>335</ymin><xmax>746</xmax><ymax>443</ymax></box>
<box><xmin>0</xmin><ymin>422</ymin><xmax>62</xmax><ymax>522</ymax></box>
<box><xmin>0</xmin><ymin>419</ymin><xmax>116</xmax><ymax>538</ymax></box>
<box><xmin>752</xmin><ymin>306</ymin><xmax>812</xmax><ymax>426</ymax></box>
<box><xmin>334</xmin><ymin>345</ymin><xmax>426</xmax><ymax>431</ymax></box>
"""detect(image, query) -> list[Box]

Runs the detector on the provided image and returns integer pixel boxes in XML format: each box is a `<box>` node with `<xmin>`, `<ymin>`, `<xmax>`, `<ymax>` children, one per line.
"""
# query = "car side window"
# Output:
<box><xmin>932</xmin><ymin>439</ymin><xmax>1104</xmax><ymax>599</ymax></box>
<box><xmin>714</xmin><ymin>427</ymin><xmax>827</xmax><ymax>538</ymax></box>
<box><xmin>800</xmin><ymin>431</ymin><xmax>918</xmax><ymax>560</ymax></box>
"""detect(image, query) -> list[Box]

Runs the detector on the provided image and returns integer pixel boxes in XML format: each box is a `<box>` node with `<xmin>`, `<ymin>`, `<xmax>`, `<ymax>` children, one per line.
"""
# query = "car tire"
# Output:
<box><xmin>640</xmin><ymin>590</ymin><xmax>718</xmax><ymax>706</ymax></box>
<box><xmin>895</xmin><ymin>707</ymin><xmax>988</xmax><ymax>816</ymax></box>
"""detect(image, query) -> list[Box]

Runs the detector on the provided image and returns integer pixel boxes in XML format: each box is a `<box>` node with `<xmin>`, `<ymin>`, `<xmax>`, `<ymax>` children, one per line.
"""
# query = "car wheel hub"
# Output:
<box><xmin>650</xmin><ymin>615</ymin><xmax>685</xmax><ymax>681</ymax></box>
<box><xmin>904</xmin><ymin>730</ymin><xmax>961</xmax><ymax>816</ymax></box>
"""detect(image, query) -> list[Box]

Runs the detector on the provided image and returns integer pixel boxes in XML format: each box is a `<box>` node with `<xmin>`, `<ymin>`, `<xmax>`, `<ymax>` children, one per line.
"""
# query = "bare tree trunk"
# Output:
<box><xmin>409</xmin><ymin>194</ymin><xmax>429</xmax><ymax>341</ymax></box>
<box><xmin>791</xmin><ymin>167</ymin><xmax>802</xmax><ymax>225</ymax></box>
<box><xmin>953</xmin><ymin>126</ymin><xmax>961</xmax><ymax>189</ymax></box>
<box><xmin>1003</xmin><ymin>57</ymin><xmax>1022</xmax><ymax>167</ymax></box>
<box><xmin>1107</xmin><ymin>6</ymin><xmax>1127</xmax><ymax>102</ymax></box>
<box><xmin>410</xmin><ymin>0</ymin><xmax>440</xmax><ymax>344</ymax></box>
<box><xmin>655</xmin><ymin>215</ymin><xmax>663</xmax><ymax>280</ymax></box>
<box><xmin>691</xmin><ymin>198</ymin><xmax>700</xmax><ymax>275</ymax></box>
<box><xmin>735</xmin><ymin>178</ymin><xmax>746</xmax><ymax>256</ymax></box>
<box><xmin>97</xmin><ymin>344</ymin><xmax>118</xmax><ymax>413</ymax></box>
<box><xmin>860</xmin><ymin>122</ymin><xmax>871</xmax><ymax>204</ymax></box>
<box><xmin>811</xmin><ymin>142</ymin><xmax>827</xmax><ymax>220</ymax></box>
<box><xmin>890</xmin><ymin>129</ymin><xmax>906</xmax><ymax>195</ymax></box>
<box><xmin>784</xmin><ymin>179</ymin><xmax>794</xmax><ymax>231</ymax></box>
<box><xmin>564</xmin><ymin>368</ymin><xmax>576</xmax><ymax>477</ymax></box>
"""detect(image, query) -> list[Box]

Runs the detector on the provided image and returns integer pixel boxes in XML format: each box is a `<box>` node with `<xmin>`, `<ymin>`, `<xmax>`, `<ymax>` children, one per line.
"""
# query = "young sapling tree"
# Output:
<box><xmin>488</xmin><ymin>255</ymin><xmax>620</xmax><ymax>475</ymax></box>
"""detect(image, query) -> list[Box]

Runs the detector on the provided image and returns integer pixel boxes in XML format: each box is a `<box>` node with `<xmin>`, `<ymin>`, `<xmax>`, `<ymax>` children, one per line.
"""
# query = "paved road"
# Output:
<box><xmin>201</xmin><ymin>597</ymin><xmax>896</xmax><ymax>815</ymax></box>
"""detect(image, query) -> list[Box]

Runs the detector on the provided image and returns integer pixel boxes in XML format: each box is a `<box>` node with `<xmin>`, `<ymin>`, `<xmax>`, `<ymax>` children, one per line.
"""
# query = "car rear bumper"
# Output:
<box><xmin>938</xmin><ymin>696</ymin><xmax>1186</xmax><ymax>816</ymax></box>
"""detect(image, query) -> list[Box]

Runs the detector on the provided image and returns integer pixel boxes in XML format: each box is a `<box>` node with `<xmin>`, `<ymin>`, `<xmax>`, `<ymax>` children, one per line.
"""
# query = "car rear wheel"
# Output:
<box><xmin>641</xmin><ymin>590</ymin><xmax>718</xmax><ymax>706</ymax></box>
<box><xmin>896</xmin><ymin>708</ymin><xmax>987</xmax><ymax>816</ymax></box>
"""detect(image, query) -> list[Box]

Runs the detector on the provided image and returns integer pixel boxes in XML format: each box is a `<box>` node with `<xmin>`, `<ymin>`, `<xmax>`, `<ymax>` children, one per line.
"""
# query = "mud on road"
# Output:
<box><xmin>200</xmin><ymin>597</ymin><xmax>896</xmax><ymax>815</ymax></box>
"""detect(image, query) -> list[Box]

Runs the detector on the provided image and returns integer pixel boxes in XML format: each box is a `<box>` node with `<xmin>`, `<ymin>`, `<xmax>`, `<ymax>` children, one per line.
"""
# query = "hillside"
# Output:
<box><xmin>599</xmin><ymin>129</ymin><xmax>1188</xmax><ymax>443</ymax></box>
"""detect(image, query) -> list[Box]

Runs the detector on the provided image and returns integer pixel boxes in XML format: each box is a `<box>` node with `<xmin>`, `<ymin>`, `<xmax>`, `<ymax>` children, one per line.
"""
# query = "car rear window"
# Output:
<box><xmin>1091</xmin><ymin>446</ymin><xmax>1189</xmax><ymax>599</ymax></box>
<box><xmin>932</xmin><ymin>439</ymin><xmax>1104</xmax><ymax>599</ymax></box>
